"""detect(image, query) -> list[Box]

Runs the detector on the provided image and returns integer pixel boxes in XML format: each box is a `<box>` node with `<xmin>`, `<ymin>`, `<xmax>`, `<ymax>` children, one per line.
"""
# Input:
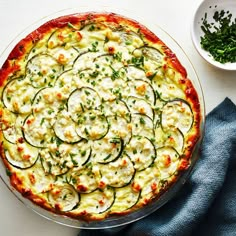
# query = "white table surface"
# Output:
<box><xmin>0</xmin><ymin>0</ymin><xmax>236</xmax><ymax>235</ymax></box>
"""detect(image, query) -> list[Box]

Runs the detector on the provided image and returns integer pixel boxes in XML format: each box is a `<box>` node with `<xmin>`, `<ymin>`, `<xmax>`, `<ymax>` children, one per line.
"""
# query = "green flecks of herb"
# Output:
<box><xmin>79</xmin><ymin>72</ymin><xmax>85</xmax><ymax>79</ymax></box>
<box><xmin>40</xmin><ymin>118</ymin><xmax>45</xmax><ymax>126</ymax></box>
<box><xmin>105</xmin><ymin>36</ymin><xmax>109</xmax><ymax>43</ymax></box>
<box><xmin>91</xmin><ymin>80</ymin><xmax>96</xmax><ymax>86</ymax></box>
<box><xmin>56</xmin><ymin>137</ymin><xmax>63</xmax><ymax>146</ymax></box>
<box><xmin>6</xmin><ymin>168</ymin><xmax>12</xmax><ymax>177</ymax></box>
<box><xmin>125</xmin><ymin>41</ymin><xmax>132</xmax><ymax>45</ymax></box>
<box><xmin>110</xmin><ymin>138</ymin><xmax>121</xmax><ymax>144</ymax></box>
<box><xmin>68</xmin><ymin>22</ymin><xmax>75</xmax><ymax>28</ymax></box>
<box><xmin>47</xmin><ymin>161</ymin><xmax>52</xmax><ymax>174</ymax></box>
<box><xmin>150</xmin><ymin>137</ymin><xmax>155</xmax><ymax>142</ymax></box>
<box><xmin>47</xmin><ymin>109</ymin><xmax>54</xmax><ymax>115</ymax></box>
<box><xmin>89</xmin><ymin>115</ymin><xmax>96</xmax><ymax>120</ymax></box>
<box><xmin>81</xmin><ymin>150</ymin><xmax>87</xmax><ymax>157</ymax></box>
<box><xmin>55</xmin><ymin>150</ymin><xmax>60</xmax><ymax>157</ymax></box>
<box><xmin>89</xmin><ymin>71</ymin><xmax>99</xmax><ymax>78</ymax></box>
<box><xmin>103</xmin><ymin>153</ymin><xmax>112</xmax><ymax>161</ymax></box>
<box><xmin>140</xmin><ymin>117</ymin><xmax>146</xmax><ymax>125</ymax></box>
<box><xmin>88</xmin><ymin>24</ymin><xmax>95</xmax><ymax>31</ymax></box>
<box><xmin>6</xmin><ymin>96</ymin><xmax>11</xmax><ymax>102</ymax></box>
<box><xmin>52</xmin><ymin>69</ymin><xmax>57</xmax><ymax>73</ymax></box>
<box><xmin>89</xmin><ymin>41</ymin><xmax>99</xmax><ymax>52</ymax></box>
<box><xmin>84</xmin><ymin>90</ymin><xmax>91</xmax><ymax>96</ymax></box>
<box><xmin>110</xmin><ymin>66</ymin><xmax>120</xmax><ymax>81</ymax></box>
<box><xmin>113</xmin><ymin>52</ymin><xmax>122</xmax><ymax>62</ymax></box>
<box><xmin>49</xmin><ymin>74</ymin><xmax>55</xmax><ymax>79</ymax></box>
<box><xmin>80</xmin><ymin>103</ymin><xmax>85</xmax><ymax>112</ymax></box>
<box><xmin>133</xmin><ymin>149</ymin><xmax>138</xmax><ymax>154</ymax></box>
<box><xmin>84</xmin><ymin>127</ymin><xmax>89</xmax><ymax>136</ymax></box>
<box><xmin>40</xmin><ymin>139</ymin><xmax>45</xmax><ymax>144</ymax></box>
<box><xmin>131</xmin><ymin>56</ymin><xmax>144</xmax><ymax>67</ymax></box>
<box><xmin>200</xmin><ymin>9</ymin><xmax>236</xmax><ymax>63</ymax></box>
<box><xmin>37</xmin><ymin>71</ymin><xmax>43</xmax><ymax>77</ymax></box>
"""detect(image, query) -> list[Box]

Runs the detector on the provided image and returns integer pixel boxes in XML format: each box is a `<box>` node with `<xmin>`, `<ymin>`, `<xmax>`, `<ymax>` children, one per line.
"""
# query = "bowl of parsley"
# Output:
<box><xmin>191</xmin><ymin>0</ymin><xmax>236</xmax><ymax>70</ymax></box>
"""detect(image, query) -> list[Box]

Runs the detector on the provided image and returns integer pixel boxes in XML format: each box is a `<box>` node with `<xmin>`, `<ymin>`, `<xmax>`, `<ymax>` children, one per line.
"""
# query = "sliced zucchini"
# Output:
<box><xmin>120</xmin><ymin>30</ymin><xmax>144</xmax><ymax>49</ymax></box>
<box><xmin>79</xmin><ymin>188</ymin><xmax>115</xmax><ymax>214</ymax></box>
<box><xmin>4</xmin><ymin>139</ymin><xmax>39</xmax><ymax>169</ymax></box>
<box><xmin>99</xmin><ymin>155</ymin><xmax>135</xmax><ymax>188</ymax></box>
<box><xmin>1</xmin><ymin>111</ymin><xmax>24</xmax><ymax>144</ymax></box>
<box><xmin>162</xmin><ymin>128</ymin><xmax>184</xmax><ymax>154</ymax></box>
<box><xmin>53</xmin><ymin>110</ymin><xmax>82</xmax><ymax>143</ymax></box>
<box><xmin>102</xmin><ymin>99</ymin><xmax>131</xmax><ymax>121</ymax></box>
<box><xmin>107</xmin><ymin>116</ymin><xmax>132</xmax><ymax>145</ymax></box>
<box><xmin>127</xmin><ymin>79</ymin><xmax>156</xmax><ymax>105</ymax></box>
<box><xmin>96</xmin><ymin>77</ymin><xmax>126</xmax><ymax>101</ymax></box>
<box><xmin>26</xmin><ymin>54</ymin><xmax>61</xmax><ymax>88</ymax></box>
<box><xmin>127</xmin><ymin>96</ymin><xmax>154</xmax><ymax>120</ymax></box>
<box><xmin>92</xmin><ymin>137</ymin><xmax>123</xmax><ymax>163</ymax></box>
<box><xmin>48</xmin><ymin>183</ymin><xmax>79</xmax><ymax>212</ymax></box>
<box><xmin>67</xmin><ymin>87</ymin><xmax>101</xmax><ymax>122</ymax></box>
<box><xmin>58</xmin><ymin>141</ymin><xmax>91</xmax><ymax>167</ymax></box>
<box><xmin>31</xmin><ymin>87</ymin><xmax>66</xmax><ymax>117</ymax></box>
<box><xmin>22</xmin><ymin>114</ymin><xmax>54</xmax><ymax>148</ymax></box>
<box><xmin>54</xmin><ymin>69</ymin><xmax>83</xmax><ymax>96</ymax></box>
<box><xmin>154</xmin><ymin>146</ymin><xmax>180</xmax><ymax>179</ymax></box>
<box><xmin>125</xmin><ymin>66</ymin><xmax>147</xmax><ymax>81</ymax></box>
<box><xmin>2</xmin><ymin>78</ymin><xmax>35</xmax><ymax>114</ymax></box>
<box><xmin>133</xmin><ymin>165</ymin><xmax>160</xmax><ymax>197</ymax></box>
<box><xmin>73</xmin><ymin>51</ymin><xmax>101</xmax><ymax>71</ymax></box>
<box><xmin>161</xmin><ymin>99</ymin><xmax>193</xmax><ymax>134</ymax></box>
<box><xmin>25</xmin><ymin>159</ymin><xmax>55</xmax><ymax>193</ymax></box>
<box><xmin>125</xmin><ymin>136</ymin><xmax>156</xmax><ymax>171</ymax></box>
<box><xmin>76</xmin><ymin>110</ymin><xmax>109</xmax><ymax>141</ymax></box>
<box><xmin>67</xmin><ymin>162</ymin><xmax>98</xmax><ymax>193</ymax></box>
<box><xmin>47</xmin><ymin>27</ymin><xmax>82</xmax><ymax>49</ymax></box>
<box><xmin>131</xmin><ymin>113</ymin><xmax>154</xmax><ymax>138</ymax></box>
<box><xmin>110</xmin><ymin>184</ymin><xmax>140</xmax><ymax>213</ymax></box>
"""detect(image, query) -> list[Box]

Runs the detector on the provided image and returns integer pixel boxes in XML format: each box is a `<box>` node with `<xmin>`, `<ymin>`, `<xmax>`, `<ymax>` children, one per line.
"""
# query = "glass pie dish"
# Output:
<box><xmin>0</xmin><ymin>7</ymin><xmax>205</xmax><ymax>229</ymax></box>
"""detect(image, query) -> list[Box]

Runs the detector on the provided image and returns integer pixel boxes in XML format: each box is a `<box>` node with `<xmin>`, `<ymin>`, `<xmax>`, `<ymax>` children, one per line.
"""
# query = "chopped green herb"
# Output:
<box><xmin>200</xmin><ymin>9</ymin><xmax>236</xmax><ymax>63</ymax></box>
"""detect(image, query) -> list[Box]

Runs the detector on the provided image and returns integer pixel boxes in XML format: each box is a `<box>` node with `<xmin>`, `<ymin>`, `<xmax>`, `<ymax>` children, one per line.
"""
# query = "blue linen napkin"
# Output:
<box><xmin>79</xmin><ymin>98</ymin><xmax>236</xmax><ymax>236</ymax></box>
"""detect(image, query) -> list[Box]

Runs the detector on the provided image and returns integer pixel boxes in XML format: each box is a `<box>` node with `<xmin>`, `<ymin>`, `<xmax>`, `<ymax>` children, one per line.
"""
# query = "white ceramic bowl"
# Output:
<box><xmin>191</xmin><ymin>0</ymin><xmax>236</xmax><ymax>70</ymax></box>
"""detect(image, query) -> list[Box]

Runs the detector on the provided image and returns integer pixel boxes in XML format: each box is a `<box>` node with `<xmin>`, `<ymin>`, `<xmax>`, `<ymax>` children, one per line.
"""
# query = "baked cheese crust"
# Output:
<box><xmin>0</xmin><ymin>12</ymin><xmax>201</xmax><ymax>221</ymax></box>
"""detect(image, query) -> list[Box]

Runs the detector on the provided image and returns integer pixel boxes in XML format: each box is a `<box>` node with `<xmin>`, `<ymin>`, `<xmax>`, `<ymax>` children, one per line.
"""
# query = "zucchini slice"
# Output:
<box><xmin>154</xmin><ymin>146</ymin><xmax>180</xmax><ymax>179</ymax></box>
<box><xmin>125</xmin><ymin>66</ymin><xmax>147</xmax><ymax>81</ymax></box>
<box><xmin>92</xmin><ymin>137</ymin><xmax>124</xmax><ymax>164</ymax></box>
<box><xmin>75</xmin><ymin>110</ymin><xmax>109</xmax><ymax>141</ymax></box>
<box><xmin>40</xmin><ymin>150</ymin><xmax>69</xmax><ymax>176</ymax></box>
<box><xmin>2</xmin><ymin>78</ymin><xmax>35</xmax><ymax>114</ymax></box>
<box><xmin>53</xmin><ymin>110</ymin><xmax>82</xmax><ymax>143</ymax></box>
<box><xmin>107</xmin><ymin>116</ymin><xmax>132</xmax><ymax>145</ymax></box>
<box><xmin>127</xmin><ymin>96</ymin><xmax>154</xmax><ymax>120</ymax></box>
<box><xmin>102</xmin><ymin>99</ymin><xmax>131</xmax><ymax>121</ymax></box>
<box><xmin>67</xmin><ymin>162</ymin><xmax>98</xmax><ymax>193</ymax></box>
<box><xmin>120</xmin><ymin>30</ymin><xmax>144</xmax><ymax>49</ymax></box>
<box><xmin>1</xmin><ymin>111</ymin><xmax>24</xmax><ymax>144</ymax></box>
<box><xmin>58</xmin><ymin>141</ymin><xmax>91</xmax><ymax>167</ymax></box>
<box><xmin>73</xmin><ymin>51</ymin><xmax>101</xmax><ymax>71</ymax></box>
<box><xmin>25</xmin><ymin>159</ymin><xmax>55</xmax><ymax>193</ymax></box>
<box><xmin>31</xmin><ymin>87</ymin><xmax>66</xmax><ymax>117</ymax></box>
<box><xmin>161</xmin><ymin>99</ymin><xmax>194</xmax><ymax>134</ymax></box>
<box><xmin>110</xmin><ymin>184</ymin><xmax>140</xmax><ymax>213</ymax></box>
<box><xmin>79</xmin><ymin>188</ymin><xmax>115</xmax><ymax>214</ymax></box>
<box><xmin>67</xmin><ymin>87</ymin><xmax>101</xmax><ymax>121</ymax></box>
<box><xmin>54</xmin><ymin>69</ymin><xmax>81</xmax><ymax>96</ymax></box>
<box><xmin>133</xmin><ymin>165</ymin><xmax>160</xmax><ymax>197</ymax></box>
<box><xmin>26</xmin><ymin>54</ymin><xmax>61</xmax><ymax>88</ymax></box>
<box><xmin>127</xmin><ymin>79</ymin><xmax>156</xmax><ymax>105</ymax></box>
<box><xmin>131</xmin><ymin>113</ymin><xmax>154</xmax><ymax>138</ymax></box>
<box><xmin>48</xmin><ymin>183</ymin><xmax>79</xmax><ymax>212</ymax></box>
<box><xmin>4</xmin><ymin>139</ymin><xmax>39</xmax><ymax>169</ymax></box>
<box><xmin>96</xmin><ymin>77</ymin><xmax>126</xmax><ymax>101</ymax></box>
<box><xmin>125</xmin><ymin>136</ymin><xmax>156</xmax><ymax>171</ymax></box>
<box><xmin>99</xmin><ymin>155</ymin><xmax>135</xmax><ymax>188</ymax></box>
<box><xmin>22</xmin><ymin>114</ymin><xmax>54</xmax><ymax>148</ymax></box>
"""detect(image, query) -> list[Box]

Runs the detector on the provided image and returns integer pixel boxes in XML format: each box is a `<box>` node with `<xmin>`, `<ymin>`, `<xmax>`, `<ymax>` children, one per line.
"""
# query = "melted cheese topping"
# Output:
<box><xmin>0</xmin><ymin>13</ymin><xmax>200</xmax><ymax>221</ymax></box>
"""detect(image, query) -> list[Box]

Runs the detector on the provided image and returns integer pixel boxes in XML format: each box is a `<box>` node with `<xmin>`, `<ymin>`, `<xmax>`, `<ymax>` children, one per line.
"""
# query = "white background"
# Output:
<box><xmin>0</xmin><ymin>0</ymin><xmax>236</xmax><ymax>235</ymax></box>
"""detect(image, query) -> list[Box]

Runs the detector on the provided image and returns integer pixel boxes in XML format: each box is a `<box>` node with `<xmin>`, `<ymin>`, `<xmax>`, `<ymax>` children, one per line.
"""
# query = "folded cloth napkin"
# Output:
<box><xmin>79</xmin><ymin>98</ymin><xmax>236</xmax><ymax>236</ymax></box>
